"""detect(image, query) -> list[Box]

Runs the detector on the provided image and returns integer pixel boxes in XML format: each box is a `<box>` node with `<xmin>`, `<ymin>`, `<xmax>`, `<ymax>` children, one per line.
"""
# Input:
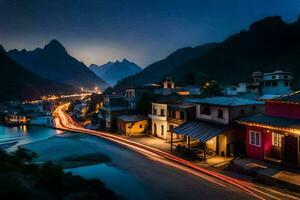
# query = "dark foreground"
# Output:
<box><xmin>0</xmin><ymin>148</ymin><xmax>119</xmax><ymax>200</ymax></box>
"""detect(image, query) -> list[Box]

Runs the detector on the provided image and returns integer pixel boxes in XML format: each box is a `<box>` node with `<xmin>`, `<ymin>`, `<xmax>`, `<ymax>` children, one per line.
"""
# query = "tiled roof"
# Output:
<box><xmin>237</xmin><ymin>114</ymin><xmax>300</xmax><ymax>129</ymax></box>
<box><xmin>272</xmin><ymin>91</ymin><xmax>300</xmax><ymax>104</ymax></box>
<box><xmin>186</xmin><ymin>96</ymin><xmax>263</xmax><ymax>107</ymax></box>
<box><xmin>170</xmin><ymin>120</ymin><xmax>226</xmax><ymax>142</ymax></box>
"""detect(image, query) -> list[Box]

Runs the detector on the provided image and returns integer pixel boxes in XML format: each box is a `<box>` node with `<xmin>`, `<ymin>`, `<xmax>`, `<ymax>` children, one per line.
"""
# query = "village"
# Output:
<box><xmin>1</xmin><ymin>68</ymin><xmax>300</xmax><ymax>192</ymax></box>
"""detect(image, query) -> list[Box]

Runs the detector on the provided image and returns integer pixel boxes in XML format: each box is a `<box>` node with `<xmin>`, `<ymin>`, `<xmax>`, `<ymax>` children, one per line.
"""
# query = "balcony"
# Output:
<box><xmin>168</xmin><ymin>117</ymin><xmax>185</xmax><ymax>125</ymax></box>
<box><xmin>148</xmin><ymin>114</ymin><xmax>167</xmax><ymax>121</ymax></box>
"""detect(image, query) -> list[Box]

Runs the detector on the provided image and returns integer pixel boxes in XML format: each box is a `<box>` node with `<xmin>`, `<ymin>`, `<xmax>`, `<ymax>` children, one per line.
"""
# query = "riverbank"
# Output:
<box><xmin>22</xmin><ymin>134</ymin><xmax>111</xmax><ymax>169</ymax></box>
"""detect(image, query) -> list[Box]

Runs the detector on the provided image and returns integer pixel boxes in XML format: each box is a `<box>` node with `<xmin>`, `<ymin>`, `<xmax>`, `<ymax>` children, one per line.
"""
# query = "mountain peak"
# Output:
<box><xmin>0</xmin><ymin>45</ymin><xmax>5</xmax><ymax>54</ymax></box>
<box><xmin>122</xmin><ymin>58</ymin><xmax>130</xmax><ymax>63</ymax></box>
<box><xmin>44</xmin><ymin>39</ymin><xmax>67</xmax><ymax>54</ymax></box>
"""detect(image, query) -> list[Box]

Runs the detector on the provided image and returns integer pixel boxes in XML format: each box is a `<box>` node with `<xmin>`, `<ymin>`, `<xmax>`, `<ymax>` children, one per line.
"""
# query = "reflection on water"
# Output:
<box><xmin>65</xmin><ymin>163</ymin><xmax>152</xmax><ymax>200</ymax></box>
<box><xmin>0</xmin><ymin>125</ymin><xmax>58</xmax><ymax>152</ymax></box>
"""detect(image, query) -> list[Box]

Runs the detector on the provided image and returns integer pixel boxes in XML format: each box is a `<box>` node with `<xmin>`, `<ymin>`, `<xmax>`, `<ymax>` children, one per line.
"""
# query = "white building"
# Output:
<box><xmin>148</xmin><ymin>102</ymin><xmax>168</xmax><ymax>139</ymax></box>
<box><xmin>261</xmin><ymin>70</ymin><xmax>293</xmax><ymax>95</ymax></box>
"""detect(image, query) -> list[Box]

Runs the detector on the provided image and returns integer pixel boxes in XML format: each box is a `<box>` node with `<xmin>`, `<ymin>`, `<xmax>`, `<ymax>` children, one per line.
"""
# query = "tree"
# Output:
<box><xmin>201</xmin><ymin>80</ymin><xmax>222</xmax><ymax>97</ymax></box>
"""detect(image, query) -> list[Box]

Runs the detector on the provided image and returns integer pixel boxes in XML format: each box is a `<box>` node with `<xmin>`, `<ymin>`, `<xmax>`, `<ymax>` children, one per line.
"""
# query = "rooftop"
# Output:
<box><xmin>271</xmin><ymin>91</ymin><xmax>300</xmax><ymax>104</ymax></box>
<box><xmin>237</xmin><ymin>113</ymin><xmax>300</xmax><ymax>130</ymax></box>
<box><xmin>117</xmin><ymin>115</ymin><xmax>148</xmax><ymax>122</ymax></box>
<box><xmin>185</xmin><ymin>96</ymin><xmax>263</xmax><ymax>107</ymax></box>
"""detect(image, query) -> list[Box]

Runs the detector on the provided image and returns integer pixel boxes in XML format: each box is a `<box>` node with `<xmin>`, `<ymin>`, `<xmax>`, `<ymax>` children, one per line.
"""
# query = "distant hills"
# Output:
<box><xmin>116</xmin><ymin>16</ymin><xmax>300</xmax><ymax>89</ymax></box>
<box><xmin>90</xmin><ymin>59</ymin><xmax>142</xmax><ymax>86</ymax></box>
<box><xmin>8</xmin><ymin>40</ymin><xmax>109</xmax><ymax>90</ymax></box>
<box><xmin>115</xmin><ymin>43</ymin><xmax>217</xmax><ymax>89</ymax></box>
<box><xmin>0</xmin><ymin>47</ymin><xmax>75</xmax><ymax>101</ymax></box>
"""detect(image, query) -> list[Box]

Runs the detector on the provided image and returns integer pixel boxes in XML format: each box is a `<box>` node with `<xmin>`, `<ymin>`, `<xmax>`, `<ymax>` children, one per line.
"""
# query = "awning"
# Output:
<box><xmin>170</xmin><ymin>120</ymin><xmax>226</xmax><ymax>142</ymax></box>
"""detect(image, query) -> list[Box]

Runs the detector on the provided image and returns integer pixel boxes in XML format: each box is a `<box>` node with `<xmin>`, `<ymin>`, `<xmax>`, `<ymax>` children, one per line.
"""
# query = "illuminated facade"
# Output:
<box><xmin>238</xmin><ymin>91</ymin><xmax>300</xmax><ymax>166</ymax></box>
<box><xmin>116</xmin><ymin>115</ymin><xmax>148</xmax><ymax>136</ymax></box>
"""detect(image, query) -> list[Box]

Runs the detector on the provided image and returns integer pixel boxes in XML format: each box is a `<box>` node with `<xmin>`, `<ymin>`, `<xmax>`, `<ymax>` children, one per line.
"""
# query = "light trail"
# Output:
<box><xmin>53</xmin><ymin>103</ymin><xmax>299</xmax><ymax>200</ymax></box>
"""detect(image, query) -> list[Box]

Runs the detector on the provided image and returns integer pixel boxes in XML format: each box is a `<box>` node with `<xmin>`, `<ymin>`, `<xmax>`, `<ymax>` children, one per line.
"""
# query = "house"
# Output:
<box><xmin>98</xmin><ymin>95</ymin><xmax>129</xmax><ymax>130</ymax></box>
<box><xmin>5</xmin><ymin>113</ymin><xmax>28</xmax><ymax>124</ymax></box>
<box><xmin>116</xmin><ymin>115</ymin><xmax>148</xmax><ymax>136</ymax></box>
<box><xmin>153</xmin><ymin>77</ymin><xmax>182</xmax><ymax>96</ymax></box>
<box><xmin>170</xmin><ymin>97</ymin><xmax>264</xmax><ymax>157</ymax></box>
<box><xmin>73</xmin><ymin>103</ymin><xmax>88</xmax><ymax>119</ymax></box>
<box><xmin>148</xmin><ymin>101</ymin><xmax>168</xmax><ymax>139</ymax></box>
<box><xmin>167</xmin><ymin>102</ymin><xmax>196</xmax><ymax>141</ymax></box>
<box><xmin>245</xmin><ymin>70</ymin><xmax>293</xmax><ymax>95</ymax></box>
<box><xmin>237</xmin><ymin>91</ymin><xmax>300</xmax><ymax>166</ymax></box>
<box><xmin>124</xmin><ymin>87</ymin><xmax>154</xmax><ymax>109</ymax></box>
<box><xmin>223</xmin><ymin>83</ymin><xmax>247</xmax><ymax>96</ymax></box>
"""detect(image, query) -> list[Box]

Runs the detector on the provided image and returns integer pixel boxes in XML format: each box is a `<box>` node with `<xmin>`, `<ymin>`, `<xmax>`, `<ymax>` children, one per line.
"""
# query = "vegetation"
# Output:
<box><xmin>0</xmin><ymin>148</ymin><xmax>119</xmax><ymax>200</ymax></box>
<box><xmin>201</xmin><ymin>80</ymin><xmax>222</xmax><ymax>97</ymax></box>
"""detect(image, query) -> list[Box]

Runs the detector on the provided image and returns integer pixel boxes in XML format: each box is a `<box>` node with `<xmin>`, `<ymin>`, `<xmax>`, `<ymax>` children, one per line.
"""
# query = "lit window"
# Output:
<box><xmin>249</xmin><ymin>130</ymin><xmax>261</xmax><ymax>147</ymax></box>
<box><xmin>272</xmin><ymin>132</ymin><xmax>282</xmax><ymax>147</ymax></box>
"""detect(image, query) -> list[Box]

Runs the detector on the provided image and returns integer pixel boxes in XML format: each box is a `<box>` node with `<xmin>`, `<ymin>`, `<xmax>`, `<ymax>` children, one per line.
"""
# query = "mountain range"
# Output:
<box><xmin>0</xmin><ymin>47</ymin><xmax>75</xmax><ymax>101</ymax></box>
<box><xmin>8</xmin><ymin>40</ymin><xmax>109</xmax><ymax>90</ymax></box>
<box><xmin>116</xmin><ymin>16</ymin><xmax>300</xmax><ymax>89</ymax></box>
<box><xmin>90</xmin><ymin>59</ymin><xmax>142</xmax><ymax>86</ymax></box>
<box><xmin>115</xmin><ymin>43</ymin><xmax>217</xmax><ymax>90</ymax></box>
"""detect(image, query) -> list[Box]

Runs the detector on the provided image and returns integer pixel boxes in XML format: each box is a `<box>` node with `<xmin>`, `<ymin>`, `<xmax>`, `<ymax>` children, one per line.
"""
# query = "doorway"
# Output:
<box><xmin>284</xmin><ymin>135</ymin><xmax>298</xmax><ymax>165</ymax></box>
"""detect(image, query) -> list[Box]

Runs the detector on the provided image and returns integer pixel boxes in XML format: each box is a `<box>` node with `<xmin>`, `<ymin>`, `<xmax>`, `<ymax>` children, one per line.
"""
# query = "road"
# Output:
<box><xmin>53</xmin><ymin>103</ymin><xmax>299</xmax><ymax>200</ymax></box>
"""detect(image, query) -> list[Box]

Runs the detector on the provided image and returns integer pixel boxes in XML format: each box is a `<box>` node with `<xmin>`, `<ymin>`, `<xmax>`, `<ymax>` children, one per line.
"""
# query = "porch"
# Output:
<box><xmin>169</xmin><ymin>120</ymin><xmax>228</xmax><ymax>160</ymax></box>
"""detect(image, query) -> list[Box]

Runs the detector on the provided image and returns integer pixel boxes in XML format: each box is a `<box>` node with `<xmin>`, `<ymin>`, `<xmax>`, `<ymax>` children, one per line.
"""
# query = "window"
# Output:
<box><xmin>217</xmin><ymin>109</ymin><xmax>223</xmax><ymax>118</ymax></box>
<box><xmin>249</xmin><ymin>130</ymin><xmax>261</xmax><ymax>147</ymax></box>
<box><xmin>272</xmin><ymin>81</ymin><xmax>278</xmax><ymax>86</ymax></box>
<box><xmin>161</xmin><ymin>109</ymin><xmax>165</xmax><ymax>116</ymax></box>
<box><xmin>265</xmin><ymin>81</ymin><xmax>271</xmax><ymax>86</ymax></box>
<box><xmin>153</xmin><ymin>108</ymin><xmax>157</xmax><ymax>115</ymax></box>
<box><xmin>161</xmin><ymin>125</ymin><xmax>164</xmax><ymax>136</ymax></box>
<box><xmin>252</xmin><ymin>106</ymin><xmax>256</xmax><ymax>111</ymax></box>
<box><xmin>154</xmin><ymin>123</ymin><xmax>157</xmax><ymax>134</ymax></box>
<box><xmin>285</xmin><ymin>81</ymin><xmax>289</xmax><ymax>86</ymax></box>
<box><xmin>272</xmin><ymin>132</ymin><xmax>282</xmax><ymax>147</ymax></box>
<box><xmin>139</xmin><ymin>124</ymin><xmax>143</xmax><ymax>129</ymax></box>
<box><xmin>240</xmin><ymin>109</ymin><xmax>245</xmax><ymax>115</ymax></box>
<box><xmin>200</xmin><ymin>106</ymin><xmax>211</xmax><ymax>115</ymax></box>
<box><xmin>180</xmin><ymin>112</ymin><xmax>184</xmax><ymax>120</ymax></box>
<box><xmin>272</xmin><ymin>75</ymin><xmax>276</xmax><ymax>79</ymax></box>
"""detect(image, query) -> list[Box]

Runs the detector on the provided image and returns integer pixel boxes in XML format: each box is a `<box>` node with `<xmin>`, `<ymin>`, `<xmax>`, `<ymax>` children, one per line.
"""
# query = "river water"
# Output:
<box><xmin>0</xmin><ymin>125</ymin><xmax>252</xmax><ymax>200</ymax></box>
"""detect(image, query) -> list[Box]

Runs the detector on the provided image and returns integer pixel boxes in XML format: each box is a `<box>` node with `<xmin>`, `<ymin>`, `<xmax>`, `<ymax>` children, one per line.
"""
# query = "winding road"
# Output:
<box><xmin>53</xmin><ymin>103</ymin><xmax>299</xmax><ymax>200</ymax></box>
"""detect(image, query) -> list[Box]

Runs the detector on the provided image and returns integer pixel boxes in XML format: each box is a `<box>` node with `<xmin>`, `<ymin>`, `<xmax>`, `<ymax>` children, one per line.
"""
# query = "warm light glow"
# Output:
<box><xmin>237</xmin><ymin>120</ymin><xmax>300</xmax><ymax>136</ymax></box>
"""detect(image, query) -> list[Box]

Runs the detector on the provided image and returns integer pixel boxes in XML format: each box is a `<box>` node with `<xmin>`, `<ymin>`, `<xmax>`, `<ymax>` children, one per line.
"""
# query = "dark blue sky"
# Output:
<box><xmin>1</xmin><ymin>0</ymin><xmax>300</xmax><ymax>67</ymax></box>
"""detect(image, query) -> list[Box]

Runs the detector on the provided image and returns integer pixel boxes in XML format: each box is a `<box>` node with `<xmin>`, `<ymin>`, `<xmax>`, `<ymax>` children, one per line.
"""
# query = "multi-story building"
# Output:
<box><xmin>167</xmin><ymin>102</ymin><xmax>196</xmax><ymax>140</ymax></box>
<box><xmin>245</xmin><ymin>70</ymin><xmax>293</xmax><ymax>95</ymax></box>
<box><xmin>171</xmin><ymin>97</ymin><xmax>264</xmax><ymax>157</ymax></box>
<box><xmin>98</xmin><ymin>95</ymin><xmax>129</xmax><ymax>130</ymax></box>
<box><xmin>149</xmin><ymin>102</ymin><xmax>168</xmax><ymax>139</ymax></box>
<box><xmin>261</xmin><ymin>70</ymin><xmax>293</xmax><ymax>95</ymax></box>
<box><xmin>237</xmin><ymin>91</ymin><xmax>300</xmax><ymax>166</ymax></box>
<box><xmin>124</xmin><ymin>87</ymin><xmax>154</xmax><ymax>109</ymax></box>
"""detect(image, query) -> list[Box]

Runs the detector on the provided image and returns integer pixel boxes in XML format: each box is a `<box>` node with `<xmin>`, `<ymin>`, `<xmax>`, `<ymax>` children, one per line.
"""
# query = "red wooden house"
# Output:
<box><xmin>237</xmin><ymin>91</ymin><xmax>300</xmax><ymax>166</ymax></box>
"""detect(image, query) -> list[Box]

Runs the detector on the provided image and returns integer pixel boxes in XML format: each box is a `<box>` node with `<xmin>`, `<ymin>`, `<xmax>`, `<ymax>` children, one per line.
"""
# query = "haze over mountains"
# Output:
<box><xmin>115</xmin><ymin>43</ymin><xmax>217</xmax><ymax>89</ymax></box>
<box><xmin>0</xmin><ymin>47</ymin><xmax>75</xmax><ymax>101</ymax></box>
<box><xmin>8</xmin><ymin>40</ymin><xmax>109</xmax><ymax>90</ymax></box>
<box><xmin>90</xmin><ymin>59</ymin><xmax>142</xmax><ymax>86</ymax></box>
<box><xmin>116</xmin><ymin>16</ymin><xmax>300</xmax><ymax>89</ymax></box>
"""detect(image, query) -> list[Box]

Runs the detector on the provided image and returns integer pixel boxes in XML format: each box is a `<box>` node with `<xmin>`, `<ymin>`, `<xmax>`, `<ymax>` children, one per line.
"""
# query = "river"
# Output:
<box><xmin>0</xmin><ymin>125</ymin><xmax>253</xmax><ymax>200</ymax></box>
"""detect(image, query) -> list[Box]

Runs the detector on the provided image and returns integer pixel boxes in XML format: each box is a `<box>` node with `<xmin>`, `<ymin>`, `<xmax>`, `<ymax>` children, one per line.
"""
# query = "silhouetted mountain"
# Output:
<box><xmin>167</xmin><ymin>16</ymin><xmax>300</xmax><ymax>85</ymax></box>
<box><xmin>8</xmin><ymin>39</ymin><xmax>109</xmax><ymax>90</ymax></box>
<box><xmin>115</xmin><ymin>43</ymin><xmax>217</xmax><ymax>89</ymax></box>
<box><xmin>90</xmin><ymin>59</ymin><xmax>142</xmax><ymax>85</ymax></box>
<box><xmin>0</xmin><ymin>50</ymin><xmax>76</xmax><ymax>101</ymax></box>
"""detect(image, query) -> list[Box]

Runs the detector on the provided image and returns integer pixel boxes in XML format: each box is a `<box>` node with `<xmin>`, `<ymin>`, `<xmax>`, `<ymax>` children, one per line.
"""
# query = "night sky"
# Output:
<box><xmin>1</xmin><ymin>0</ymin><xmax>300</xmax><ymax>67</ymax></box>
